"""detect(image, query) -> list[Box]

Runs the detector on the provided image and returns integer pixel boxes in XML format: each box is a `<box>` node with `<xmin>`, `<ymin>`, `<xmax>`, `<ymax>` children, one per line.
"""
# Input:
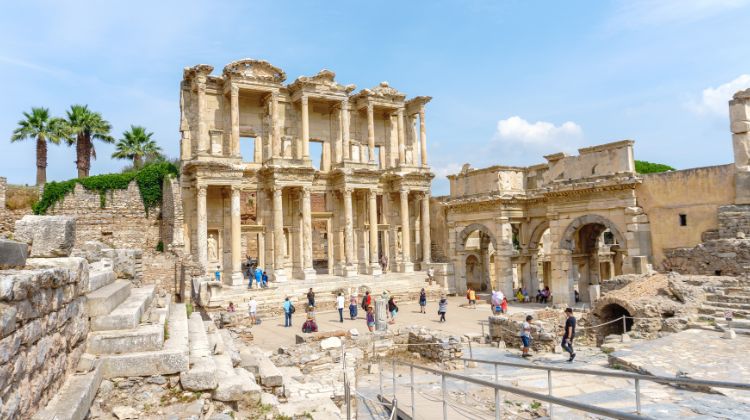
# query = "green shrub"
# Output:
<box><xmin>33</xmin><ymin>161</ymin><xmax>178</xmax><ymax>215</ymax></box>
<box><xmin>635</xmin><ymin>160</ymin><xmax>675</xmax><ymax>174</ymax></box>
<box><xmin>156</xmin><ymin>240</ymin><xmax>164</xmax><ymax>252</ymax></box>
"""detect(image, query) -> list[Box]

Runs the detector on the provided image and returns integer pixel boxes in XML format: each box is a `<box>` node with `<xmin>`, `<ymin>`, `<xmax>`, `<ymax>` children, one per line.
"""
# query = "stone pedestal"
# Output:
<box><xmin>397</xmin><ymin>261</ymin><xmax>414</xmax><ymax>273</ymax></box>
<box><xmin>273</xmin><ymin>268</ymin><xmax>288</xmax><ymax>282</ymax></box>
<box><xmin>229</xmin><ymin>272</ymin><xmax>245</xmax><ymax>286</ymax></box>
<box><xmin>369</xmin><ymin>264</ymin><xmax>383</xmax><ymax>276</ymax></box>
<box><xmin>375</xmin><ymin>298</ymin><xmax>387</xmax><ymax>331</ymax></box>
<box><xmin>588</xmin><ymin>284</ymin><xmax>601</xmax><ymax>302</ymax></box>
<box><xmin>342</xmin><ymin>265</ymin><xmax>358</xmax><ymax>277</ymax></box>
<box><xmin>302</xmin><ymin>268</ymin><xmax>317</xmax><ymax>280</ymax></box>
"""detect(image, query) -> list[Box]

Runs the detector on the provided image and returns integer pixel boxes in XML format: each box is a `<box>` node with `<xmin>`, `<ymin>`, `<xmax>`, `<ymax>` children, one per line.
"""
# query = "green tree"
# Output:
<box><xmin>10</xmin><ymin>107</ymin><xmax>68</xmax><ymax>185</ymax></box>
<box><xmin>64</xmin><ymin>104</ymin><xmax>114</xmax><ymax>178</ymax></box>
<box><xmin>112</xmin><ymin>125</ymin><xmax>163</xmax><ymax>169</ymax></box>
<box><xmin>635</xmin><ymin>160</ymin><xmax>675</xmax><ymax>174</ymax></box>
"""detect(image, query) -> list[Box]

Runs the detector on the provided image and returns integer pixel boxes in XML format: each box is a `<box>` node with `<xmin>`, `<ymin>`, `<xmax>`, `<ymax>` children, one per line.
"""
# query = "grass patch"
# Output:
<box><xmin>164</xmin><ymin>319</ymin><xmax>169</xmax><ymax>340</ymax></box>
<box><xmin>5</xmin><ymin>185</ymin><xmax>39</xmax><ymax>210</ymax></box>
<box><xmin>186</xmin><ymin>302</ymin><xmax>194</xmax><ymax>318</ymax></box>
<box><xmin>531</xmin><ymin>401</ymin><xmax>541</xmax><ymax>410</ymax></box>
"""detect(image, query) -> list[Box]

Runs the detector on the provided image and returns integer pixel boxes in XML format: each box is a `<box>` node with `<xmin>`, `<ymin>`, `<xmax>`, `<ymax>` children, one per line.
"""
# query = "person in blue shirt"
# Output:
<box><xmin>283</xmin><ymin>297</ymin><xmax>293</xmax><ymax>327</ymax></box>
<box><xmin>253</xmin><ymin>267</ymin><xmax>262</xmax><ymax>289</ymax></box>
<box><xmin>261</xmin><ymin>271</ymin><xmax>269</xmax><ymax>288</ymax></box>
<box><xmin>214</xmin><ymin>266</ymin><xmax>221</xmax><ymax>282</ymax></box>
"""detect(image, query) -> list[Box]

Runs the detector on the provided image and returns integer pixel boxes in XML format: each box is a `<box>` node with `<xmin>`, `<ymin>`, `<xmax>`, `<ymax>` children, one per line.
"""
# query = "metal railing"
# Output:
<box><xmin>461</xmin><ymin>356</ymin><xmax>750</xmax><ymax>418</ymax></box>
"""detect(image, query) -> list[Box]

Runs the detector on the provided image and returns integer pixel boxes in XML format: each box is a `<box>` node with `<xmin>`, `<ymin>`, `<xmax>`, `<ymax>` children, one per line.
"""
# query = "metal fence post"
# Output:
<box><xmin>393</xmin><ymin>397</ymin><xmax>398</xmax><ymax>419</ymax></box>
<box><xmin>548</xmin><ymin>369</ymin><xmax>553</xmax><ymax>419</ymax></box>
<box><xmin>622</xmin><ymin>316</ymin><xmax>627</xmax><ymax>342</ymax></box>
<box><xmin>379</xmin><ymin>360</ymin><xmax>384</xmax><ymax>397</ymax></box>
<box><xmin>410</xmin><ymin>365</ymin><xmax>416</xmax><ymax>420</ymax></box>
<box><xmin>442</xmin><ymin>372</ymin><xmax>448</xmax><ymax>420</ymax></box>
<box><xmin>495</xmin><ymin>388</ymin><xmax>501</xmax><ymax>420</ymax></box>
<box><xmin>392</xmin><ymin>358</ymin><xmax>397</xmax><ymax>398</ymax></box>
<box><xmin>495</xmin><ymin>363</ymin><xmax>499</xmax><ymax>383</ymax></box>
<box><xmin>469</xmin><ymin>339</ymin><xmax>473</xmax><ymax>360</ymax></box>
<box><xmin>635</xmin><ymin>378</ymin><xmax>641</xmax><ymax>415</ymax></box>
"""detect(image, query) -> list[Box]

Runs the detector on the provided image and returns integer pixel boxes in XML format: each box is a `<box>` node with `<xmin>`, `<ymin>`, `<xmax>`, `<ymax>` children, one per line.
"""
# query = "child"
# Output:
<box><xmin>520</xmin><ymin>315</ymin><xmax>534</xmax><ymax>358</ymax></box>
<box><xmin>438</xmin><ymin>296</ymin><xmax>447</xmax><ymax>322</ymax></box>
<box><xmin>387</xmin><ymin>297</ymin><xmax>398</xmax><ymax>324</ymax></box>
<box><xmin>501</xmin><ymin>296</ymin><xmax>508</xmax><ymax>314</ymax></box>
<box><xmin>366</xmin><ymin>306</ymin><xmax>375</xmax><ymax>332</ymax></box>
<box><xmin>261</xmin><ymin>271</ymin><xmax>269</xmax><ymax>288</ymax></box>
<box><xmin>419</xmin><ymin>288</ymin><xmax>427</xmax><ymax>314</ymax></box>
<box><xmin>214</xmin><ymin>266</ymin><xmax>221</xmax><ymax>282</ymax></box>
<box><xmin>227</xmin><ymin>302</ymin><xmax>236</xmax><ymax>312</ymax></box>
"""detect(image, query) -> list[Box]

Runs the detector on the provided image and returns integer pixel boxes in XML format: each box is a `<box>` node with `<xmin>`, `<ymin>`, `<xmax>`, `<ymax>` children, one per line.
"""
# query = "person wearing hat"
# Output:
<box><xmin>302</xmin><ymin>312</ymin><xmax>318</xmax><ymax>333</ymax></box>
<box><xmin>520</xmin><ymin>315</ymin><xmax>534</xmax><ymax>358</ymax></box>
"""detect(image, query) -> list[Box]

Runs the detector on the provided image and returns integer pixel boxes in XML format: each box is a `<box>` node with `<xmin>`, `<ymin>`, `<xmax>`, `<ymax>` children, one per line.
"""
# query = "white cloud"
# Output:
<box><xmin>688</xmin><ymin>74</ymin><xmax>750</xmax><ymax>116</ymax></box>
<box><xmin>495</xmin><ymin>116</ymin><xmax>583</xmax><ymax>146</ymax></box>
<box><xmin>608</xmin><ymin>0</ymin><xmax>749</xmax><ymax>30</ymax></box>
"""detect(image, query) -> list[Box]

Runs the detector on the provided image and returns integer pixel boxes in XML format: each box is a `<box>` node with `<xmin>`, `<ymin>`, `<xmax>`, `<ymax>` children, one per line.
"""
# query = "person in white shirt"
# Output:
<box><xmin>248</xmin><ymin>298</ymin><xmax>258</xmax><ymax>325</ymax></box>
<box><xmin>520</xmin><ymin>315</ymin><xmax>534</xmax><ymax>358</ymax></box>
<box><xmin>336</xmin><ymin>292</ymin><xmax>345</xmax><ymax>323</ymax></box>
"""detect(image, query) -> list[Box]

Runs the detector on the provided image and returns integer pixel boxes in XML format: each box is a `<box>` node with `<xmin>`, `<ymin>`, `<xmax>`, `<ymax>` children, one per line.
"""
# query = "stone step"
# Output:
<box><xmin>703</xmin><ymin>300</ymin><xmax>750</xmax><ymax>310</ymax></box>
<box><xmin>33</xmin><ymin>363</ymin><xmax>103</xmax><ymax>420</ymax></box>
<box><xmin>87</xmin><ymin>269</ymin><xmax>115</xmax><ymax>293</ymax></box>
<box><xmin>707</xmin><ymin>294</ymin><xmax>750</xmax><ymax>304</ymax></box>
<box><xmin>91</xmin><ymin>285</ymin><xmax>155</xmax><ymax>331</ymax></box>
<box><xmin>699</xmin><ymin>305</ymin><xmax>750</xmax><ymax>318</ymax></box>
<box><xmin>209</xmin><ymin>329</ymin><xmax>261</xmax><ymax>403</ymax></box>
<box><xmin>85</xmin><ymin>280</ymin><xmax>131</xmax><ymax>317</ymax></box>
<box><xmin>99</xmin><ymin>302</ymin><xmax>189</xmax><ymax>378</ymax></box>
<box><xmin>179</xmin><ymin>313</ymin><xmax>217</xmax><ymax>391</ymax></box>
<box><xmin>86</xmin><ymin>323</ymin><xmax>165</xmax><ymax>354</ymax></box>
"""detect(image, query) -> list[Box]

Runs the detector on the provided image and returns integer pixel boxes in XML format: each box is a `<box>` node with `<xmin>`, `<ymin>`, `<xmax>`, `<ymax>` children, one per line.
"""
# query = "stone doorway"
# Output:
<box><xmin>465</xmin><ymin>254</ymin><xmax>484</xmax><ymax>291</ymax></box>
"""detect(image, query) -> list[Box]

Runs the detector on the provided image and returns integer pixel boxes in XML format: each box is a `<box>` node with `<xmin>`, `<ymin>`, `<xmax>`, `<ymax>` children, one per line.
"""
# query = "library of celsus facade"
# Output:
<box><xmin>179</xmin><ymin>59</ymin><xmax>433</xmax><ymax>284</ymax></box>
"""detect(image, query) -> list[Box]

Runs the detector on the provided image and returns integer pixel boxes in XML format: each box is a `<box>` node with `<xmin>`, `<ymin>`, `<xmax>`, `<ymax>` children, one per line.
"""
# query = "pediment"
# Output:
<box><xmin>289</xmin><ymin>69</ymin><xmax>355</xmax><ymax>94</ymax></box>
<box><xmin>223</xmin><ymin>59</ymin><xmax>286</xmax><ymax>84</ymax></box>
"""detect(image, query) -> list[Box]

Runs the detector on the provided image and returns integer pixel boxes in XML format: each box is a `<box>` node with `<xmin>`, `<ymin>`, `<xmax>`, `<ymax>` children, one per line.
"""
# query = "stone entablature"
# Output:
<box><xmin>180</xmin><ymin>58</ymin><xmax>434</xmax><ymax>284</ymax></box>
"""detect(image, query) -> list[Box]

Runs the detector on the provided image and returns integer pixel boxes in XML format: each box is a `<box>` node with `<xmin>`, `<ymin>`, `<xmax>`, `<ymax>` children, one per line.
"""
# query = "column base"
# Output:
<box><xmin>342</xmin><ymin>265</ymin><xmax>358</xmax><ymax>277</ymax></box>
<box><xmin>228</xmin><ymin>272</ymin><xmax>245</xmax><ymax>287</ymax></box>
<box><xmin>369</xmin><ymin>263</ymin><xmax>383</xmax><ymax>276</ymax></box>
<box><xmin>273</xmin><ymin>268</ymin><xmax>288</xmax><ymax>282</ymax></box>
<box><xmin>397</xmin><ymin>262</ymin><xmax>414</xmax><ymax>273</ymax></box>
<box><xmin>302</xmin><ymin>268</ymin><xmax>317</xmax><ymax>280</ymax></box>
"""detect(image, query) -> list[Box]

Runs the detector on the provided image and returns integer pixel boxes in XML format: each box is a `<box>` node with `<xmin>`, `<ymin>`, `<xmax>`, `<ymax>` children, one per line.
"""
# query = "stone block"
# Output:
<box><xmin>320</xmin><ymin>336</ymin><xmax>342</xmax><ymax>350</ymax></box>
<box><xmin>632</xmin><ymin>256</ymin><xmax>649</xmax><ymax>274</ymax></box>
<box><xmin>15</xmin><ymin>215</ymin><xmax>76</xmax><ymax>257</ymax></box>
<box><xmin>0</xmin><ymin>240</ymin><xmax>27</xmax><ymax>269</ymax></box>
<box><xmin>736</xmin><ymin>172</ymin><xmax>750</xmax><ymax>205</ymax></box>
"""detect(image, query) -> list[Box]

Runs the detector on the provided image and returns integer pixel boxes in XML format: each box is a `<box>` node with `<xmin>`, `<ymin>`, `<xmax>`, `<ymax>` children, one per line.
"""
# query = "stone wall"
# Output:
<box><xmin>664</xmin><ymin>238</ymin><xmax>750</xmax><ymax>276</ymax></box>
<box><xmin>0</xmin><ymin>209</ymin><xmax>31</xmax><ymax>239</ymax></box>
<box><xmin>0</xmin><ymin>258</ymin><xmax>90</xmax><ymax>418</ymax></box>
<box><xmin>717</xmin><ymin>204</ymin><xmax>750</xmax><ymax>239</ymax></box>
<box><xmin>0</xmin><ymin>177</ymin><xmax>5</xmax><ymax>210</ymax></box>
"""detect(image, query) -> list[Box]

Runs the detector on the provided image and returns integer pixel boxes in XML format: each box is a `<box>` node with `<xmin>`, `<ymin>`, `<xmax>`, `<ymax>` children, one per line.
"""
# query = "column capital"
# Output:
<box><xmin>396</xmin><ymin>107</ymin><xmax>404</xmax><ymax>117</ymax></box>
<box><xmin>341</xmin><ymin>97</ymin><xmax>349</xmax><ymax>109</ymax></box>
<box><xmin>301</xmin><ymin>94</ymin><xmax>309</xmax><ymax>105</ymax></box>
<box><xmin>197</xmin><ymin>185</ymin><xmax>207</xmax><ymax>197</ymax></box>
<box><xmin>273</xmin><ymin>186</ymin><xmax>284</xmax><ymax>196</ymax></box>
<box><xmin>343</xmin><ymin>187</ymin><xmax>353</xmax><ymax>195</ymax></box>
<box><xmin>399</xmin><ymin>187</ymin><xmax>409</xmax><ymax>195</ymax></box>
<box><xmin>367</xmin><ymin>102</ymin><xmax>374</xmax><ymax>112</ymax></box>
<box><xmin>231</xmin><ymin>185</ymin><xmax>241</xmax><ymax>193</ymax></box>
<box><xmin>230</xmin><ymin>84</ymin><xmax>239</xmax><ymax>96</ymax></box>
<box><xmin>368</xmin><ymin>189</ymin><xmax>378</xmax><ymax>199</ymax></box>
<box><xmin>301</xmin><ymin>185</ymin><xmax>311</xmax><ymax>195</ymax></box>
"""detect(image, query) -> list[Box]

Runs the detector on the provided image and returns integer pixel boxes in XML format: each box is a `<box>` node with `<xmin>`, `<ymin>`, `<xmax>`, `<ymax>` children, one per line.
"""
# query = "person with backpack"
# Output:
<box><xmin>387</xmin><ymin>297</ymin><xmax>399</xmax><ymax>324</ymax></box>
<box><xmin>438</xmin><ymin>296</ymin><xmax>448</xmax><ymax>322</ymax></box>
<box><xmin>283</xmin><ymin>297</ymin><xmax>294</xmax><ymax>327</ymax></box>
<box><xmin>361</xmin><ymin>291</ymin><xmax>371</xmax><ymax>311</ymax></box>
<box><xmin>419</xmin><ymin>288</ymin><xmax>427</xmax><ymax>314</ymax></box>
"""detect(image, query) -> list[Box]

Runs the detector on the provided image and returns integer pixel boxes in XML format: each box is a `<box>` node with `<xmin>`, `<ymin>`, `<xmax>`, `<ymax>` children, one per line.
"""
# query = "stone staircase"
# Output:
<box><xmin>210</xmin><ymin>271</ymin><xmax>443</xmax><ymax>316</ymax></box>
<box><xmin>34</xmin><ymin>263</ymin><xmax>189</xmax><ymax>420</ymax></box>
<box><xmin>697</xmin><ymin>277</ymin><xmax>750</xmax><ymax>320</ymax></box>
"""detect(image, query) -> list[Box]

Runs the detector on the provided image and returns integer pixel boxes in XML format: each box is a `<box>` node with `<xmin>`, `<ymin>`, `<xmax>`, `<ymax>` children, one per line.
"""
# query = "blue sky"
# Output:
<box><xmin>1</xmin><ymin>0</ymin><xmax>749</xmax><ymax>195</ymax></box>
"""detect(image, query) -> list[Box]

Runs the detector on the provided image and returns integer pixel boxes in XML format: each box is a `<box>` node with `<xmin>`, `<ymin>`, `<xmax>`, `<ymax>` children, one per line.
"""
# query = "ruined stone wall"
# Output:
<box><xmin>429</xmin><ymin>197</ymin><xmax>450</xmax><ymax>262</ymax></box>
<box><xmin>717</xmin><ymin>204</ymin><xmax>750</xmax><ymax>239</ymax></box>
<box><xmin>0</xmin><ymin>177</ymin><xmax>6</xmax><ymax>210</ymax></box>
<box><xmin>0</xmin><ymin>258</ymin><xmax>90</xmax><ymax>418</ymax></box>
<box><xmin>636</xmin><ymin>164</ymin><xmax>735</xmax><ymax>268</ymax></box>
<box><xmin>0</xmin><ymin>209</ymin><xmax>30</xmax><ymax>239</ymax></box>
<box><xmin>664</xmin><ymin>238</ymin><xmax>750</xmax><ymax>276</ymax></box>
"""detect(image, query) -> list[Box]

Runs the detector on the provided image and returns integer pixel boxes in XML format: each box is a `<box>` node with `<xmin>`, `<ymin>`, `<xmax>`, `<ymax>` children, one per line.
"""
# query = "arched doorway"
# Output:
<box><xmin>457</xmin><ymin>223</ymin><xmax>497</xmax><ymax>294</ymax></box>
<box><xmin>560</xmin><ymin>215</ymin><xmax>627</xmax><ymax>304</ymax></box>
<box><xmin>465</xmin><ymin>255</ymin><xmax>484</xmax><ymax>291</ymax></box>
<box><xmin>596</xmin><ymin>303</ymin><xmax>634</xmax><ymax>337</ymax></box>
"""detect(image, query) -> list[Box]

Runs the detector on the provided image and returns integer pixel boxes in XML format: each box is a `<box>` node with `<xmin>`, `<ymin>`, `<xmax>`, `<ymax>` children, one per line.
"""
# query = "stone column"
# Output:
<box><xmin>398</xmin><ymin>188</ymin><xmax>413</xmax><ymax>272</ymax></box>
<box><xmin>197</xmin><ymin>76</ymin><xmax>209</xmax><ymax>153</ymax></box>
<box><xmin>368</xmin><ymin>190</ymin><xmax>382</xmax><ymax>275</ymax></box>
<box><xmin>494</xmin><ymin>217</ymin><xmax>514</xmax><ymax>297</ymax></box>
<box><xmin>197</xmin><ymin>185</ymin><xmax>208</xmax><ymax>271</ymax></box>
<box><xmin>421</xmin><ymin>193</ymin><xmax>431</xmax><ymax>268</ymax></box>
<box><xmin>229</xmin><ymin>186</ymin><xmax>243</xmax><ymax>285</ymax></box>
<box><xmin>272</xmin><ymin>187</ymin><xmax>288</xmax><ymax>282</ymax></box>
<box><xmin>301</xmin><ymin>95</ymin><xmax>310</xmax><ymax>159</ymax></box>
<box><xmin>271</xmin><ymin>93</ymin><xmax>281</xmax><ymax>158</ymax></box>
<box><xmin>342</xmin><ymin>99</ymin><xmax>351</xmax><ymax>160</ymax></box>
<box><xmin>326</xmin><ymin>218</ymin><xmax>334</xmax><ymax>273</ymax></box>
<box><xmin>342</xmin><ymin>188</ymin><xmax>357</xmax><ymax>276</ymax></box>
<box><xmin>301</xmin><ymin>186</ymin><xmax>316</xmax><ymax>279</ymax></box>
<box><xmin>230</xmin><ymin>85</ymin><xmax>240</xmax><ymax>158</ymax></box>
<box><xmin>419</xmin><ymin>107</ymin><xmax>428</xmax><ymax>166</ymax></box>
<box><xmin>367</xmin><ymin>103</ymin><xmax>376</xmax><ymax>164</ymax></box>
<box><xmin>397</xmin><ymin>108</ymin><xmax>406</xmax><ymax>165</ymax></box>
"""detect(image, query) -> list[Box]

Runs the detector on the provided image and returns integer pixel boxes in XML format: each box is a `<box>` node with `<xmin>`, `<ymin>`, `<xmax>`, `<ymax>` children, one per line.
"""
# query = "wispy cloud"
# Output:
<box><xmin>495</xmin><ymin>116</ymin><xmax>582</xmax><ymax>147</ymax></box>
<box><xmin>607</xmin><ymin>0</ymin><xmax>749</xmax><ymax>31</ymax></box>
<box><xmin>687</xmin><ymin>74</ymin><xmax>750</xmax><ymax>116</ymax></box>
<box><xmin>0</xmin><ymin>55</ymin><xmax>70</xmax><ymax>79</ymax></box>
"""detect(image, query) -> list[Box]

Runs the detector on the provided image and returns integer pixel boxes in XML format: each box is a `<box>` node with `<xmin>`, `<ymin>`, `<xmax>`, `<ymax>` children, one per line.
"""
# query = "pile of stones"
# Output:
<box><xmin>403</xmin><ymin>327</ymin><xmax>463</xmax><ymax>362</ymax></box>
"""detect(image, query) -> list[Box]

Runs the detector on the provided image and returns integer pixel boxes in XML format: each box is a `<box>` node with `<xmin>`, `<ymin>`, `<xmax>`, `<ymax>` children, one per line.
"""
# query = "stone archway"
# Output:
<box><xmin>559</xmin><ymin>214</ymin><xmax>626</xmax><ymax>252</ymax></box>
<box><xmin>457</xmin><ymin>223</ymin><xmax>497</xmax><ymax>252</ymax></box>
<box><xmin>455</xmin><ymin>223</ymin><xmax>498</xmax><ymax>294</ymax></box>
<box><xmin>465</xmin><ymin>254</ymin><xmax>484</xmax><ymax>291</ymax></box>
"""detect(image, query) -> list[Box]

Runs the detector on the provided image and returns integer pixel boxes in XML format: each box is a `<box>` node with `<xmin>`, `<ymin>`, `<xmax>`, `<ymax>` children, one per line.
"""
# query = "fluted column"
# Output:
<box><xmin>342</xmin><ymin>188</ymin><xmax>356</xmax><ymax>276</ymax></box>
<box><xmin>421</xmin><ymin>192</ymin><xmax>431</xmax><ymax>267</ymax></box>
<box><xmin>342</xmin><ymin>99</ymin><xmax>350</xmax><ymax>160</ymax></box>
<box><xmin>196</xmin><ymin>186</ymin><xmax>208</xmax><ymax>271</ymax></box>
<box><xmin>230</xmin><ymin>186</ymin><xmax>243</xmax><ymax>285</ymax></box>
<box><xmin>419</xmin><ymin>107</ymin><xmax>428</xmax><ymax>166</ymax></box>
<box><xmin>369</xmin><ymin>190</ymin><xmax>382</xmax><ymax>275</ymax></box>
<box><xmin>367</xmin><ymin>103</ymin><xmax>375</xmax><ymax>164</ymax></box>
<box><xmin>271</xmin><ymin>92</ymin><xmax>281</xmax><ymax>158</ymax></box>
<box><xmin>197</xmin><ymin>76</ymin><xmax>209</xmax><ymax>153</ymax></box>
<box><xmin>230</xmin><ymin>85</ymin><xmax>240</xmax><ymax>158</ymax></box>
<box><xmin>301</xmin><ymin>186</ymin><xmax>316</xmax><ymax>279</ymax></box>
<box><xmin>301</xmin><ymin>95</ymin><xmax>310</xmax><ymax>159</ymax></box>
<box><xmin>399</xmin><ymin>188</ymin><xmax>413</xmax><ymax>272</ymax></box>
<box><xmin>397</xmin><ymin>108</ymin><xmax>406</xmax><ymax>165</ymax></box>
<box><xmin>272</xmin><ymin>187</ymin><xmax>288</xmax><ymax>282</ymax></box>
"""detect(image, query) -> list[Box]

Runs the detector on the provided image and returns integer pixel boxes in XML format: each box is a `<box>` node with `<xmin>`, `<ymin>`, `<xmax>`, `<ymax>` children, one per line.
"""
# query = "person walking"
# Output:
<box><xmin>562</xmin><ymin>307</ymin><xmax>577</xmax><ymax>362</ymax></box>
<box><xmin>253</xmin><ymin>266</ymin><xmax>262</xmax><ymax>289</ymax></box>
<box><xmin>366</xmin><ymin>305</ymin><xmax>375</xmax><ymax>332</ymax></box>
<box><xmin>501</xmin><ymin>296</ymin><xmax>508</xmax><ymax>314</ymax></box>
<box><xmin>467</xmin><ymin>287</ymin><xmax>477</xmax><ymax>308</ymax></box>
<box><xmin>419</xmin><ymin>288</ymin><xmax>427</xmax><ymax>314</ymax></box>
<box><xmin>361</xmin><ymin>291</ymin><xmax>372</xmax><ymax>312</ymax></box>
<box><xmin>520</xmin><ymin>315</ymin><xmax>534</xmax><ymax>358</ymax></box>
<box><xmin>387</xmin><ymin>296</ymin><xmax>398</xmax><ymax>324</ymax></box>
<box><xmin>337</xmin><ymin>292</ymin><xmax>345</xmax><ymax>323</ymax></box>
<box><xmin>349</xmin><ymin>292</ymin><xmax>359</xmax><ymax>320</ymax></box>
<box><xmin>307</xmin><ymin>288</ymin><xmax>315</xmax><ymax>308</ymax></box>
<box><xmin>248</xmin><ymin>297</ymin><xmax>257</xmax><ymax>325</ymax></box>
<box><xmin>283</xmin><ymin>297</ymin><xmax>294</xmax><ymax>328</ymax></box>
<box><xmin>438</xmin><ymin>296</ymin><xmax>448</xmax><ymax>322</ymax></box>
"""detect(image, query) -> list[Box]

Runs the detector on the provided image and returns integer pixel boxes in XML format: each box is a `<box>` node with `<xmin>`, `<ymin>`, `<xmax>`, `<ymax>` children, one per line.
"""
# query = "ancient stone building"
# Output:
<box><xmin>179</xmin><ymin>59</ymin><xmax>434</xmax><ymax>285</ymax></box>
<box><xmin>433</xmin><ymin>88</ymin><xmax>750</xmax><ymax>306</ymax></box>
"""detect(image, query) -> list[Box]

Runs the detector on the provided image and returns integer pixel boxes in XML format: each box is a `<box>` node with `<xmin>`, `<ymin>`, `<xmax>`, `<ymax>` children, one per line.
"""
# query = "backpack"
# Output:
<box><xmin>290</xmin><ymin>304</ymin><xmax>296</xmax><ymax>314</ymax></box>
<box><xmin>361</xmin><ymin>295</ymin><xmax>367</xmax><ymax>310</ymax></box>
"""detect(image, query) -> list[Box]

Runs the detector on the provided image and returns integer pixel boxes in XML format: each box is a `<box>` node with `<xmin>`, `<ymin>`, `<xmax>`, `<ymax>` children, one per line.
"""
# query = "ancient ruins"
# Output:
<box><xmin>1</xmin><ymin>59</ymin><xmax>750</xmax><ymax>419</ymax></box>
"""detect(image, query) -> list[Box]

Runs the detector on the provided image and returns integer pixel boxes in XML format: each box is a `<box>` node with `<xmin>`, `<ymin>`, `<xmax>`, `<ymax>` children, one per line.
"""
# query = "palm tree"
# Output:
<box><xmin>64</xmin><ymin>104</ymin><xmax>114</xmax><ymax>178</ymax></box>
<box><xmin>112</xmin><ymin>125</ymin><xmax>163</xmax><ymax>168</ymax></box>
<box><xmin>11</xmin><ymin>107</ymin><xmax>68</xmax><ymax>185</ymax></box>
